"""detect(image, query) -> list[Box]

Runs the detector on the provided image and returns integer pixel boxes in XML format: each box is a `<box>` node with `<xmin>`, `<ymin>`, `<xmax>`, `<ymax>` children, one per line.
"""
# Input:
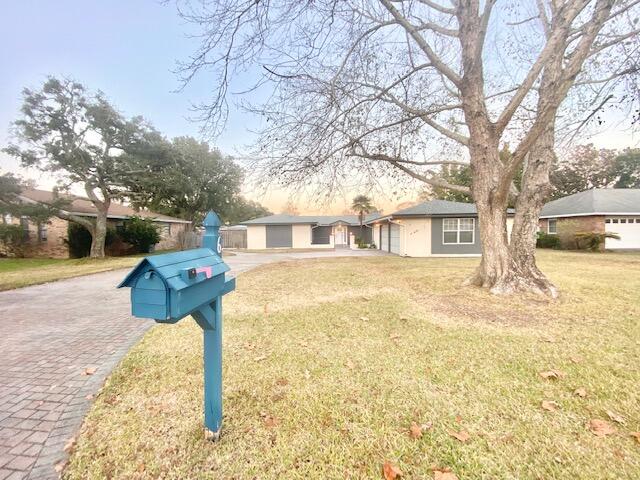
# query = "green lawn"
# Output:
<box><xmin>64</xmin><ymin>250</ymin><xmax>640</xmax><ymax>479</ymax></box>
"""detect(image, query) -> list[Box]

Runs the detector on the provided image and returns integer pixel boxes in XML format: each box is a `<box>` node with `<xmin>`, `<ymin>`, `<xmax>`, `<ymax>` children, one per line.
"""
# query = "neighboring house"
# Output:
<box><xmin>367</xmin><ymin>200</ymin><xmax>515</xmax><ymax>257</ymax></box>
<box><xmin>4</xmin><ymin>189</ymin><xmax>191</xmax><ymax>258</ymax></box>
<box><xmin>540</xmin><ymin>188</ymin><xmax>640</xmax><ymax>250</ymax></box>
<box><xmin>242</xmin><ymin>214</ymin><xmax>382</xmax><ymax>249</ymax></box>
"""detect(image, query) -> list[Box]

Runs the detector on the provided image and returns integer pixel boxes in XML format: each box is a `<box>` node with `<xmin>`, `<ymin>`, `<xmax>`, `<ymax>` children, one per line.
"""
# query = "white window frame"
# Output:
<box><xmin>547</xmin><ymin>218</ymin><xmax>558</xmax><ymax>234</ymax></box>
<box><xmin>442</xmin><ymin>218</ymin><xmax>475</xmax><ymax>245</ymax></box>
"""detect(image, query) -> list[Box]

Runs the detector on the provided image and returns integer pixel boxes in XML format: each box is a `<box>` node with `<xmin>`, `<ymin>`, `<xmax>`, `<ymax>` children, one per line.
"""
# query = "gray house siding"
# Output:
<box><xmin>266</xmin><ymin>225</ymin><xmax>293</xmax><ymax>248</ymax></box>
<box><xmin>430</xmin><ymin>217</ymin><xmax>482</xmax><ymax>255</ymax></box>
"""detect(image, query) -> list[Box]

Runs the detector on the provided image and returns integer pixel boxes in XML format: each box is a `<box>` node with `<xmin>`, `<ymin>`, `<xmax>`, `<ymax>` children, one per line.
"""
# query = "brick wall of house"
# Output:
<box><xmin>539</xmin><ymin>215</ymin><xmax>605</xmax><ymax>250</ymax></box>
<box><xmin>12</xmin><ymin>216</ymin><xmax>70</xmax><ymax>258</ymax></box>
<box><xmin>3</xmin><ymin>216</ymin><xmax>190</xmax><ymax>258</ymax></box>
<box><xmin>156</xmin><ymin>222</ymin><xmax>190</xmax><ymax>251</ymax></box>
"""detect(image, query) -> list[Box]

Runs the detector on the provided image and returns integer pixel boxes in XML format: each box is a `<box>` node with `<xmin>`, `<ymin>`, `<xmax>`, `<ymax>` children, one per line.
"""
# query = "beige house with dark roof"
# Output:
<box><xmin>3</xmin><ymin>189</ymin><xmax>191</xmax><ymax>258</ymax></box>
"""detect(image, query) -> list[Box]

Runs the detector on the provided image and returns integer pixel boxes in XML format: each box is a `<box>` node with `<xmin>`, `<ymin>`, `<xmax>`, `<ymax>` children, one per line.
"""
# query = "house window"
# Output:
<box><xmin>605</xmin><ymin>219</ymin><xmax>611</xmax><ymax>224</ymax></box>
<box><xmin>547</xmin><ymin>219</ymin><xmax>557</xmax><ymax>234</ymax></box>
<box><xmin>20</xmin><ymin>216</ymin><xmax>30</xmax><ymax>238</ymax></box>
<box><xmin>38</xmin><ymin>223</ymin><xmax>48</xmax><ymax>241</ymax></box>
<box><xmin>612</xmin><ymin>218</ymin><xmax>619</xmax><ymax>224</ymax></box>
<box><xmin>160</xmin><ymin>224</ymin><xmax>171</xmax><ymax>237</ymax></box>
<box><xmin>443</xmin><ymin>218</ymin><xmax>475</xmax><ymax>244</ymax></box>
<box><xmin>620</xmin><ymin>219</ymin><xmax>627</xmax><ymax>224</ymax></box>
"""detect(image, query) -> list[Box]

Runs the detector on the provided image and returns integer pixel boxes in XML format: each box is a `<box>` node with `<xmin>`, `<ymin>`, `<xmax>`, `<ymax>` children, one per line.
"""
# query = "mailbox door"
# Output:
<box><xmin>132</xmin><ymin>271</ymin><xmax>170</xmax><ymax>320</ymax></box>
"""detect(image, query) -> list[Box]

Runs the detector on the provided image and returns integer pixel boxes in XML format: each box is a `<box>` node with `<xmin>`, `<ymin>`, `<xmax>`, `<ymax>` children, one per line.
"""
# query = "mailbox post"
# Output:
<box><xmin>118</xmin><ymin>211</ymin><xmax>235</xmax><ymax>441</ymax></box>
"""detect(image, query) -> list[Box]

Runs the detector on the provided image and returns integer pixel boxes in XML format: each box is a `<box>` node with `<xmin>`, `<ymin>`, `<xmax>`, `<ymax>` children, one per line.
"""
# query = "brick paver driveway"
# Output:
<box><xmin>0</xmin><ymin>248</ymin><xmax>385</xmax><ymax>479</ymax></box>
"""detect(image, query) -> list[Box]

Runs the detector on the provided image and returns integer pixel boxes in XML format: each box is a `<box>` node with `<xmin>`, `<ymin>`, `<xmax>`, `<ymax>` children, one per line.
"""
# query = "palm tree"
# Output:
<box><xmin>351</xmin><ymin>195</ymin><xmax>374</xmax><ymax>243</ymax></box>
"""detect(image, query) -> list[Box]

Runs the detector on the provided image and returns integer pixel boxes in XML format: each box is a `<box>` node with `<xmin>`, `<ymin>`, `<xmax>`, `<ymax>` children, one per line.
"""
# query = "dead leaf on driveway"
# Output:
<box><xmin>448</xmin><ymin>430</ymin><xmax>470</xmax><ymax>442</ymax></box>
<box><xmin>63</xmin><ymin>436</ymin><xmax>76</xmax><ymax>453</ymax></box>
<box><xmin>606</xmin><ymin>410</ymin><xmax>626</xmax><ymax>425</ymax></box>
<box><xmin>574</xmin><ymin>388</ymin><xmax>587</xmax><ymax>398</ymax></box>
<box><xmin>541</xmin><ymin>400</ymin><xmax>560</xmax><ymax>411</ymax></box>
<box><xmin>588</xmin><ymin>419</ymin><xmax>616</xmax><ymax>437</ymax></box>
<box><xmin>382</xmin><ymin>461</ymin><xmax>402</xmax><ymax>479</ymax></box>
<box><xmin>539</xmin><ymin>369</ymin><xmax>565</xmax><ymax>380</ymax></box>
<box><xmin>630</xmin><ymin>432</ymin><xmax>640</xmax><ymax>444</ymax></box>
<box><xmin>83</xmin><ymin>367</ymin><xmax>97</xmax><ymax>376</ymax></box>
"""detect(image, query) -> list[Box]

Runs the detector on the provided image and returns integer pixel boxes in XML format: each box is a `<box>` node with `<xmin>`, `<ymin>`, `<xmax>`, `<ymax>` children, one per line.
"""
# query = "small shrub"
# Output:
<box><xmin>369</xmin><ymin>243</ymin><xmax>377</xmax><ymax>249</ymax></box>
<box><xmin>536</xmin><ymin>232</ymin><xmax>561</xmax><ymax>249</ymax></box>
<box><xmin>66</xmin><ymin>223</ymin><xmax>118</xmax><ymax>258</ymax></box>
<box><xmin>574</xmin><ymin>231</ymin><xmax>621</xmax><ymax>252</ymax></box>
<box><xmin>119</xmin><ymin>216</ymin><xmax>160</xmax><ymax>253</ymax></box>
<box><xmin>0</xmin><ymin>224</ymin><xmax>27</xmax><ymax>257</ymax></box>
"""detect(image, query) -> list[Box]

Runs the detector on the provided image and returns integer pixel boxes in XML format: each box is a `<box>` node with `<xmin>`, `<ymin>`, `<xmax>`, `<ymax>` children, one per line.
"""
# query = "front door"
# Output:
<box><xmin>334</xmin><ymin>226</ymin><xmax>347</xmax><ymax>246</ymax></box>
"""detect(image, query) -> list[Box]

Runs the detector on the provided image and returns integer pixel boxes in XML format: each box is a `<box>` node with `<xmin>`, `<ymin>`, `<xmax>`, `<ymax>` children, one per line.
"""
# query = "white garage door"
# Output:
<box><xmin>390</xmin><ymin>223</ymin><xmax>401</xmax><ymax>255</ymax></box>
<box><xmin>380</xmin><ymin>225</ymin><xmax>389</xmax><ymax>251</ymax></box>
<box><xmin>606</xmin><ymin>217</ymin><xmax>640</xmax><ymax>249</ymax></box>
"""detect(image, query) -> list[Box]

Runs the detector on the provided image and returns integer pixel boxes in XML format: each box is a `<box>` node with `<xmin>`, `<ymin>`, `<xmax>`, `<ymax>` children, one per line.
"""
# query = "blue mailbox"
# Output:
<box><xmin>118</xmin><ymin>211</ymin><xmax>235</xmax><ymax>440</ymax></box>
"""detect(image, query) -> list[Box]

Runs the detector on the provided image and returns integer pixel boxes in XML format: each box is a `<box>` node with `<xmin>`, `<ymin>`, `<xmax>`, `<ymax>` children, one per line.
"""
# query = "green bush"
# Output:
<box><xmin>119</xmin><ymin>216</ymin><xmax>160</xmax><ymax>253</ymax></box>
<box><xmin>536</xmin><ymin>231</ymin><xmax>561</xmax><ymax>249</ymax></box>
<box><xmin>0</xmin><ymin>224</ymin><xmax>27</xmax><ymax>257</ymax></box>
<box><xmin>574</xmin><ymin>231</ymin><xmax>621</xmax><ymax>252</ymax></box>
<box><xmin>66</xmin><ymin>223</ymin><xmax>118</xmax><ymax>258</ymax></box>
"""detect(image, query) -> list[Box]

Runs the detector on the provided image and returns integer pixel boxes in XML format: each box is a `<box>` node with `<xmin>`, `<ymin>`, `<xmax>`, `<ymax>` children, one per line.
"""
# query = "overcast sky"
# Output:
<box><xmin>1</xmin><ymin>1</ymin><xmax>637</xmax><ymax>214</ymax></box>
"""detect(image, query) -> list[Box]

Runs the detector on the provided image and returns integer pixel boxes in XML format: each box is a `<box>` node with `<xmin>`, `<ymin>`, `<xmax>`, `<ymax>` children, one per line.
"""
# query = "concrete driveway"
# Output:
<box><xmin>0</xmin><ymin>248</ymin><xmax>385</xmax><ymax>479</ymax></box>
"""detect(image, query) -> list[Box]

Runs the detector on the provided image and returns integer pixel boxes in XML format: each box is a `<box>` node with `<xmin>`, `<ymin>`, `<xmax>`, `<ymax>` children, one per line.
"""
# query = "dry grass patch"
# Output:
<box><xmin>65</xmin><ymin>250</ymin><xmax>640</xmax><ymax>479</ymax></box>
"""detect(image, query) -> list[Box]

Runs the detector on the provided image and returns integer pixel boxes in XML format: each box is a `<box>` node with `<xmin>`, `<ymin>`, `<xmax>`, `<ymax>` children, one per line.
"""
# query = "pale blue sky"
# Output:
<box><xmin>1</xmin><ymin>1</ymin><xmax>637</xmax><ymax>213</ymax></box>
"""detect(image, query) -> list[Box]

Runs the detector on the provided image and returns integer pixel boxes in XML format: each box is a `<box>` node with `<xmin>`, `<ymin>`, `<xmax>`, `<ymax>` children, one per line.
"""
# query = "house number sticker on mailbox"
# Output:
<box><xmin>118</xmin><ymin>211</ymin><xmax>235</xmax><ymax>441</ymax></box>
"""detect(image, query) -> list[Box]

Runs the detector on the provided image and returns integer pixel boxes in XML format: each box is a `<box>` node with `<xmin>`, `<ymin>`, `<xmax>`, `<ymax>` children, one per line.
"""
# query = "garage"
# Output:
<box><xmin>390</xmin><ymin>223</ymin><xmax>401</xmax><ymax>254</ymax></box>
<box><xmin>605</xmin><ymin>217</ymin><xmax>640</xmax><ymax>249</ymax></box>
<box><xmin>266</xmin><ymin>225</ymin><xmax>292</xmax><ymax>248</ymax></box>
<box><xmin>380</xmin><ymin>224</ymin><xmax>389</xmax><ymax>251</ymax></box>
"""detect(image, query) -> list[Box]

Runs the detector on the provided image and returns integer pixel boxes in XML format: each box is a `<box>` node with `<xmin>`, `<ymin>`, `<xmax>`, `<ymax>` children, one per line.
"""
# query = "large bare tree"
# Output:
<box><xmin>175</xmin><ymin>0</ymin><xmax>640</xmax><ymax>296</ymax></box>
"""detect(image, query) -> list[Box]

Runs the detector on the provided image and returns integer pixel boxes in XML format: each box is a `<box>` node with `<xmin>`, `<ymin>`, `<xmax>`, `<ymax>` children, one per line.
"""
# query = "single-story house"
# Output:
<box><xmin>539</xmin><ymin>188</ymin><xmax>640</xmax><ymax>250</ymax></box>
<box><xmin>242</xmin><ymin>200</ymin><xmax>514</xmax><ymax>257</ymax></box>
<box><xmin>242</xmin><ymin>214</ymin><xmax>382</xmax><ymax>249</ymax></box>
<box><xmin>368</xmin><ymin>200</ymin><xmax>514</xmax><ymax>257</ymax></box>
<box><xmin>3</xmin><ymin>189</ymin><xmax>191</xmax><ymax>258</ymax></box>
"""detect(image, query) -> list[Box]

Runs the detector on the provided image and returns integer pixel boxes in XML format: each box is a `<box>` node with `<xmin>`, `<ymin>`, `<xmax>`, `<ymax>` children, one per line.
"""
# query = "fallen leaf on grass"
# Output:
<box><xmin>263</xmin><ymin>415</ymin><xmax>279</xmax><ymax>428</ymax></box>
<box><xmin>433</xmin><ymin>467</ymin><xmax>458</xmax><ymax>480</ymax></box>
<box><xmin>570</xmin><ymin>355</ymin><xmax>583</xmax><ymax>364</ymax></box>
<box><xmin>589</xmin><ymin>419</ymin><xmax>616</xmax><ymax>437</ymax></box>
<box><xmin>253</xmin><ymin>355</ymin><xmax>268</xmax><ymax>362</ymax></box>
<box><xmin>574</xmin><ymin>388</ymin><xmax>587</xmax><ymax>398</ymax></box>
<box><xmin>382</xmin><ymin>461</ymin><xmax>402</xmax><ymax>479</ymax></box>
<box><xmin>606</xmin><ymin>410</ymin><xmax>626</xmax><ymax>425</ymax></box>
<box><xmin>82</xmin><ymin>367</ymin><xmax>97</xmax><ymax>376</ymax></box>
<box><xmin>448</xmin><ymin>430</ymin><xmax>470</xmax><ymax>442</ymax></box>
<box><xmin>454</xmin><ymin>415</ymin><xmax>462</xmax><ymax>423</ymax></box>
<box><xmin>360</xmin><ymin>316</ymin><xmax>369</xmax><ymax>321</ymax></box>
<box><xmin>137</xmin><ymin>463</ymin><xmax>146</xmax><ymax>473</ymax></box>
<box><xmin>275</xmin><ymin>378</ymin><xmax>288</xmax><ymax>386</ymax></box>
<box><xmin>539</xmin><ymin>369</ymin><xmax>565</xmax><ymax>380</ymax></box>
<box><xmin>630</xmin><ymin>432</ymin><xmax>640</xmax><ymax>444</ymax></box>
<box><xmin>541</xmin><ymin>400</ymin><xmax>560</xmax><ymax>411</ymax></box>
<box><xmin>409</xmin><ymin>422</ymin><xmax>423</xmax><ymax>439</ymax></box>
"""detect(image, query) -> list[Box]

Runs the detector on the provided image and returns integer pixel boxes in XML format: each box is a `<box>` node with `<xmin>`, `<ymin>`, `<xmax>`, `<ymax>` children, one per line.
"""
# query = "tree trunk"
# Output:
<box><xmin>509</xmin><ymin>128</ymin><xmax>558</xmax><ymax>298</ymax></box>
<box><xmin>89</xmin><ymin>200</ymin><xmax>110</xmax><ymax>258</ymax></box>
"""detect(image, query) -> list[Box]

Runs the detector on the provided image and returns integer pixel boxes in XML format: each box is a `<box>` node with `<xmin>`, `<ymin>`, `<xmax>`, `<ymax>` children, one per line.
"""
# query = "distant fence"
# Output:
<box><xmin>220</xmin><ymin>228</ymin><xmax>247</xmax><ymax>249</ymax></box>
